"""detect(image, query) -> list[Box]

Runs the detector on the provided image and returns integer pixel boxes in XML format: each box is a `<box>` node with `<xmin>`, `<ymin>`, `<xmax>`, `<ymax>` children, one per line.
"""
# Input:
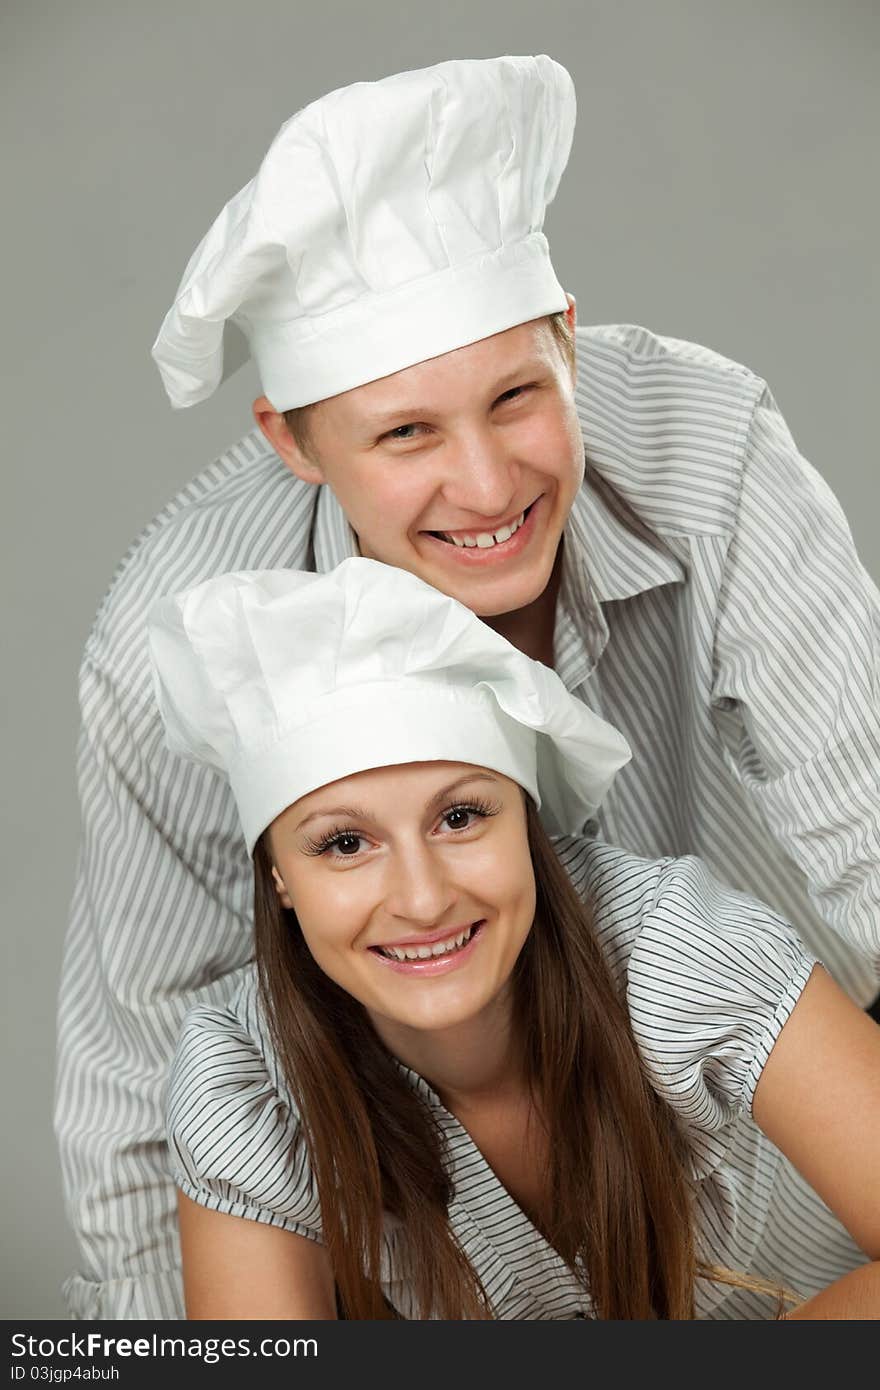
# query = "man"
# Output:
<box><xmin>56</xmin><ymin>55</ymin><xmax>880</xmax><ymax>1319</ymax></box>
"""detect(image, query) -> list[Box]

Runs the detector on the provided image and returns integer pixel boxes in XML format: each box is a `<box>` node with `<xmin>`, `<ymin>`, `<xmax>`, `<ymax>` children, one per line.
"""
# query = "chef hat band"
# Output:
<box><xmin>148</xmin><ymin>559</ymin><xmax>631</xmax><ymax>856</ymax></box>
<box><xmin>151</xmin><ymin>55</ymin><xmax>575</xmax><ymax>411</ymax></box>
<box><xmin>228</xmin><ymin>681</ymin><xmax>539</xmax><ymax>857</ymax></box>
<box><xmin>252</xmin><ymin>236</ymin><xmax>561</xmax><ymax>413</ymax></box>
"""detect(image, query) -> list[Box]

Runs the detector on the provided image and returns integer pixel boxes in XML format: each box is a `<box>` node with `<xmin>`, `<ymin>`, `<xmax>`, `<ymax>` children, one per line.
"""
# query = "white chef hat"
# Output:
<box><xmin>151</xmin><ymin>55</ymin><xmax>575</xmax><ymax>412</ymax></box>
<box><xmin>148</xmin><ymin>559</ymin><xmax>630</xmax><ymax>855</ymax></box>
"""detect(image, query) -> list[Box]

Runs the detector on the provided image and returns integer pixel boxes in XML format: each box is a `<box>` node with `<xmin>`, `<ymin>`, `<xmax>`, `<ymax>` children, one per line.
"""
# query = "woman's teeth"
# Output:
<box><xmin>440</xmin><ymin>510</ymin><xmax>526</xmax><ymax>548</ymax></box>
<box><xmin>377</xmin><ymin>924</ymin><xmax>477</xmax><ymax>962</ymax></box>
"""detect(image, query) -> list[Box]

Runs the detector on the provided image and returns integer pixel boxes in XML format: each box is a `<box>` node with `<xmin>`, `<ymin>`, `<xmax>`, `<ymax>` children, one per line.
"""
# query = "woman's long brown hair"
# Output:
<box><xmin>253</xmin><ymin>801</ymin><xmax>763</xmax><ymax>1319</ymax></box>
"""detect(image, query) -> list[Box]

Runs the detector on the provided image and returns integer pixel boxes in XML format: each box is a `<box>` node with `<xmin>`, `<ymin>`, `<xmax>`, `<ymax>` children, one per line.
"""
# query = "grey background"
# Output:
<box><xmin>2</xmin><ymin>0</ymin><xmax>877</xmax><ymax>1319</ymax></box>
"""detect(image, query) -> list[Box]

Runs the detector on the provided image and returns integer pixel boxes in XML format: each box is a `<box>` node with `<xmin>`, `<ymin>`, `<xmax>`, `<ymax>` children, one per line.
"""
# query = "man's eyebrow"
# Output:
<box><xmin>362</xmin><ymin>361</ymin><xmax>549</xmax><ymax>430</ymax></box>
<box><xmin>364</xmin><ymin>406</ymin><xmax>434</xmax><ymax>431</ymax></box>
<box><xmin>487</xmin><ymin>359</ymin><xmax>549</xmax><ymax>394</ymax></box>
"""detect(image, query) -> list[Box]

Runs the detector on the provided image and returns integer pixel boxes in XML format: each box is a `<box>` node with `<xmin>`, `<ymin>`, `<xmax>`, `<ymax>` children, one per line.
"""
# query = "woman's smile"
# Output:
<box><xmin>369</xmin><ymin>919</ymin><xmax>486</xmax><ymax>973</ymax></box>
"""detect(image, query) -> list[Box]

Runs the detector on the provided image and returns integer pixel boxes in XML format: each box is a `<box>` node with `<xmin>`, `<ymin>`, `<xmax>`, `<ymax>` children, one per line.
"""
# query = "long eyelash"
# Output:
<box><xmin>302</xmin><ymin>823</ymin><xmax>361</xmax><ymax>856</ymax></box>
<box><xmin>444</xmin><ymin>797</ymin><xmax>500</xmax><ymax>823</ymax></box>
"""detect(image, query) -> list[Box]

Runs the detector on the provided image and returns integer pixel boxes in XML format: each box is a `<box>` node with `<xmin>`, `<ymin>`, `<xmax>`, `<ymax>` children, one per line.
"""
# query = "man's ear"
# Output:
<box><xmin>253</xmin><ymin>395</ymin><xmax>324</xmax><ymax>486</ymax></box>
<box><xmin>563</xmin><ymin>292</ymin><xmax>577</xmax><ymax>385</ymax></box>
<box><xmin>271</xmin><ymin>864</ymin><xmax>295</xmax><ymax>911</ymax></box>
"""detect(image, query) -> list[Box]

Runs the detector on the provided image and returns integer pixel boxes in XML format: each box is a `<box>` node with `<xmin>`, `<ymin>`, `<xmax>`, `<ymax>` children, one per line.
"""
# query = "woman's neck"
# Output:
<box><xmin>368</xmin><ymin>989</ymin><xmax>524</xmax><ymax>1111</ymax></box>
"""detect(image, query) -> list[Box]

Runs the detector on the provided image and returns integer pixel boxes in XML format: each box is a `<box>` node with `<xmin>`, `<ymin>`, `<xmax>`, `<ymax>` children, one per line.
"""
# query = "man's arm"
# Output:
<box><xmin>714</xmin><ymin>389</ymin><xmax>880</xmax><ymax>974</ymax></box>
<box><xmin>55</xmin><ymin>645</ymin><xmax>253</xmax><ymax>1319</ymax></box>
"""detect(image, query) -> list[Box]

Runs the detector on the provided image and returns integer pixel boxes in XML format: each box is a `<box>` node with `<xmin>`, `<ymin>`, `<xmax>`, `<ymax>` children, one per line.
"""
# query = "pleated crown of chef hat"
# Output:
<box><xmin>151</xmin><ymin>55</ymin><xmax>575</xmax><ymax>412</ymax></box>
<box><xmin>148</xmin><ymin>559</ymin><xmax>631</xmax><ymax>855</ymax></box>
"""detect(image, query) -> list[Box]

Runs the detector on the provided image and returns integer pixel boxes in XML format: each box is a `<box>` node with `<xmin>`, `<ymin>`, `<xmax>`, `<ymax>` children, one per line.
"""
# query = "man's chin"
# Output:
<box><xmin>442</xmin><ymin>563</ymin><xmax>555</xmax><ymax>620</ymax></box>
<box><xmin>359</xmin><ymin>536</ymin><xmax>555</xmax><ymax>619</ymax></box>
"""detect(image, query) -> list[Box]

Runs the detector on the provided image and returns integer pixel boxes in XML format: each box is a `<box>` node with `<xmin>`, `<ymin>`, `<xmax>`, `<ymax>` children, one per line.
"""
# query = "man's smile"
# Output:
<box><xmin>420</xmin><ymin>498</ymin><xmax>542</xmax><ymax>563</ymax></box>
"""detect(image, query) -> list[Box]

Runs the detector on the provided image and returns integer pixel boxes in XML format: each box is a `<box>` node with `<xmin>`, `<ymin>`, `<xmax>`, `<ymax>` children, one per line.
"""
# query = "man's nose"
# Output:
<box><xmin>382</xmin><ymin>842</ymin><xmax>457</xmax><ymax>927</ymax></box>
<box><xmin>440</xmin><ymin>428</ymin><xmax>519</xmax><ymax>520</ymax></box>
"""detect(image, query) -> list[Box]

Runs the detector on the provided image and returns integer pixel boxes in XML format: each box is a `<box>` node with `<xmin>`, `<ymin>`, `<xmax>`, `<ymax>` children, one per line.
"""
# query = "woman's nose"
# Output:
<box><xmin>382</xmin><ymin>843</ymin><xmax>457</xmax><ymax>926</ymax></box>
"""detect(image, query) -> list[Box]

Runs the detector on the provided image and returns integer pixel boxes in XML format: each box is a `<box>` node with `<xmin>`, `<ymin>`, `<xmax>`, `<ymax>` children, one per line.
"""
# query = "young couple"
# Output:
<box><xmin>58</xmin><ymin>56</ymin><xmax>880</xmax><ymax>1319</ymax></box>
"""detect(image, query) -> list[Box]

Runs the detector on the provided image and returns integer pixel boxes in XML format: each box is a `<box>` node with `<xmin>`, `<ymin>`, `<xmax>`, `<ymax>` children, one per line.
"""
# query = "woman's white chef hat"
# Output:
<box><xmin>148</xmin><ymin>559</ymin><xmax>631</xmax><ymax>855</ymax></box>
<box><xmin>151</xmin><ymin>55</ymin><xmax>574</xmax><ymax>412</ymax></box>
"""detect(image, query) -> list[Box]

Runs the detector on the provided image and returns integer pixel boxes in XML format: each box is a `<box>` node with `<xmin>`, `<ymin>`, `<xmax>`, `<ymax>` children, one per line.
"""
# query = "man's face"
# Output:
<box><xmin>264</xmin><ymin>317</ymin><xmax>583</xmax><ymax>619</ymax></box>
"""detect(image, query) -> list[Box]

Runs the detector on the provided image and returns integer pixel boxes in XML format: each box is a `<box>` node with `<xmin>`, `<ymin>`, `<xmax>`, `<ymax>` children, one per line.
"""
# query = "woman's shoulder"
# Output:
<box><xmin>169</xmin><ymin>967</ymin><xmax>281</xmax><ymax>1095</ymax></box>
<box><xmin>166</xmin><ymin>969</ymin><xmax>323</xmax><ymax>1239</ymax></box>
<box><xmin>556</xmin><ymin>835</ymin><xmax>812</xmax><ymax>973</ymax></box>
<box><xmin>552</xmin><ymin>837</ymin><xmax>666</xmax><ymax>981</ymax></box>
<box><xmin>557</xmin><ymin>836</ymin><xmax>817</xmax><ymax>1126</ymax></box>
<box><xmin>166</xmin><ymin>967</ymin><xmax>291</xmax><ymax>1168</ymax></box>
<box><xmin>553</xmin><ymin>836</ymin><xmax>664</xmax><ymax>938</ymax></box>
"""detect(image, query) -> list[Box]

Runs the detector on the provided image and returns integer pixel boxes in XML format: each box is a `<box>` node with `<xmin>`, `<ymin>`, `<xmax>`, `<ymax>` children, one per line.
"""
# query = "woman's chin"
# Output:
<box><xmin>366</xmin><ymin>981</ymin><xmax>497</xmax><ymax>1039</ymax></box>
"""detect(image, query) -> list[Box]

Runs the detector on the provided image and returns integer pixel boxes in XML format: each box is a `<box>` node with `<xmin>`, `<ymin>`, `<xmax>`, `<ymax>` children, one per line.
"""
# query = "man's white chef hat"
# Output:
<box><xmin>151</xmin><ymin>55</ymin><xmax>575</xmax><ymax>412</ymax></box>
<box><xmin>148</xmin><ymin>559</ymin><xmax>631</xmax><ymax>855</ymax></box>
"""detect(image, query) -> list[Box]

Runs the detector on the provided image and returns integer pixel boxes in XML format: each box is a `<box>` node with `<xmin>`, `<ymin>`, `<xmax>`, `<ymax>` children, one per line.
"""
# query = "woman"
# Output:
<box><xmin>150</xmin><ymin>558</ymin><xmax>880</xmax><ymax>1320</ymax></box>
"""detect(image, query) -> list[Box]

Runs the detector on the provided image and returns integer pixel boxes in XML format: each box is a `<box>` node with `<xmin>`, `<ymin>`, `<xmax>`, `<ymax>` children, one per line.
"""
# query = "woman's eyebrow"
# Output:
<box><xmin>424</xmin><ymin>772</ymin><xmax>500</xmax><ymax>810</ymax></box>
<box><xmin>293</xmin><ymin>804</ymin><xmax>369</xmax><ymax>834</ymax></box>
<box><xmin>293</xmin><ymin>774</ymin><xmax>500</xmax><ymax>834</ymax></box>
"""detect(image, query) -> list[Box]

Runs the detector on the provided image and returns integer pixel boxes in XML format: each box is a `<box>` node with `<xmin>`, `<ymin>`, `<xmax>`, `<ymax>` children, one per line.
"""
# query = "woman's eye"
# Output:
<box><xmin>327</xmin><ymin>833</ymin><xmax>365</xmax><ymax>856</ymax></box>
<box><xmin>441</xmin><ymin>806</ymin><xmax>478</xmax><ymax>832</ymax></box>
<box><xmin>303</xmin><ymin>826</ymin><xmax>373</xmax><ymax>859</ymax></box>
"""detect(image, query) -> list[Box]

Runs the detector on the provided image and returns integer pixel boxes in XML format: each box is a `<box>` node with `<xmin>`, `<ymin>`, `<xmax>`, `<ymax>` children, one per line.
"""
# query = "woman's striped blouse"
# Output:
<box><xmin>166</xmin><ymin>839</ymin><xmax>867</xmax><ymax>1320</ymax></box>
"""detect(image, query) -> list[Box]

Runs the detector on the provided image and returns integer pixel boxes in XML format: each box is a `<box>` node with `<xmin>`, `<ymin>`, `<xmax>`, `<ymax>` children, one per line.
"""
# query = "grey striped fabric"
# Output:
<box><xmin>55</xmin><ymin>324</ymin><xmax>880</xmax><ymax>1319</ymax></box>
<box><xmin>166</xmin><ymin>839</ymin><xmax>867</xmax><ymax>1320</ymax></box>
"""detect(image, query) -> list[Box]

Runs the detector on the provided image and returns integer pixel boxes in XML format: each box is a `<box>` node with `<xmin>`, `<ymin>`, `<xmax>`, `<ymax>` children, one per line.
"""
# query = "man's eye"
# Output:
<box><xmin>496</xmin><ymin>385</ymin><xmax>530</xmax><ymax>405</ymax></box>
<box><xmin>383</xmin><ymin>422</ymin><xmax>426</xmax><ymax>442</ymax></box>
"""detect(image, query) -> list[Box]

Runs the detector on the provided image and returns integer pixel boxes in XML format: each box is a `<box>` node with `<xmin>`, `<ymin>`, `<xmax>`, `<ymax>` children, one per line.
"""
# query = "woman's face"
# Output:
<box><xmin>267</xmin><ymin>761</ymin><xmax>536</xmax><ymax>1036</ymax></box>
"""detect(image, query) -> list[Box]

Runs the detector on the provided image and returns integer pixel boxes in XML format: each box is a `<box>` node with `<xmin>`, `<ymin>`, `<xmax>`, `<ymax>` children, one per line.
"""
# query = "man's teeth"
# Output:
<box><xmin>441</xmin><ymin>511</ymin><xmax>526</xmax><ymax>548</ymax></box>
<box><xmin>378</xmin><ymin>924</ymin><xmax>477</xmax><ymax>962</ymax></box>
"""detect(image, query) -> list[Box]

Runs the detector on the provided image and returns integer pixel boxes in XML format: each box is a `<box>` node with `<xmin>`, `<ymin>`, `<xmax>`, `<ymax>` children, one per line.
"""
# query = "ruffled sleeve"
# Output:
<box><xmin>166</xmin><ymin>971</ymin><xmax>323</xmax><ymax>1241</ymax></box>
<box><xmin>573</xmin><ymin>840</ymin><xmax>818</xmax><ymax>1175</ymax></box>
<box><xmin>622</xmin><ymin>855</ymin><xmax>817</xmax><ymax>1189</ymax></box>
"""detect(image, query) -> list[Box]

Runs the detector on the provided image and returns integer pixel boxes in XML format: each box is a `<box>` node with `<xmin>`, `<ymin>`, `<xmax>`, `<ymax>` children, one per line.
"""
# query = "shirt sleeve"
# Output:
<box><xmin>713</xmin><ymin>387</ymin><xmax>880</xmax><ymax>969</ymax></box>
<box><xmin>167</xmin><ymin>996</ymin><xmax>322</xmax><ymax>1241</ymax></box>
<box><xmin>624</xmin><ymin>851</ymin><xmax>817</xmax><ymax>1177</ymax></box>
<box><xmin>55</xmin><ymin>643</ymin><xmax>256</xmax><ymax>1321</ymax></box>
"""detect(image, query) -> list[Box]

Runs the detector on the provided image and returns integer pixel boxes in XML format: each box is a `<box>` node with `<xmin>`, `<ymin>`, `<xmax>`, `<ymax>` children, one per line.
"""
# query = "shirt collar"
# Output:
<box><xmin>392</xmin><ymin>1057</ymin><xmax>590</xmax><ymax>1316</ymax></box>
<box><xmin>566</xmin><ymin>462</ymin><xmax>685</xmax><ymax>604</ymax></box>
